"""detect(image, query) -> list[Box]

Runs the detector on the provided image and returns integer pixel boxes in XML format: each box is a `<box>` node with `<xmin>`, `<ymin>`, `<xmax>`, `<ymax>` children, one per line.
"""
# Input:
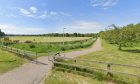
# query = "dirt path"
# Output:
<box><xmin>0</xmin><ymin>38</ymin><xmax>102</xmax><ymax>84</ymax></box>
<box><xmin>63</xmin><ymin>38</ymin><xmax>102</xmax><ymax>58</ymax></box>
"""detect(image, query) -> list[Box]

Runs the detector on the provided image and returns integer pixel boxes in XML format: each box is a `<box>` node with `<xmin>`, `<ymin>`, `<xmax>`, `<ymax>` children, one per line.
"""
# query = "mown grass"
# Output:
<box><xmin>49</xmin><ymin>39</ymin><xmax>140</xmax><ymax>84</ymax></box>
<box><xmin>45</xmin><ymin>70</ymin><xmax>109</xmax><ymax>84</ymax></box>
<box><xmin>8</xmin><ymin>36</ymin><xmax>91</xmax><ymax>42</ymax></box>
<box><xmin>0</xmin><ymin>49</ymin><xmax>26</xmax><ymax>74</ymax></box>
<box><xmin>77</xmin><ymin>40</ymin><xmax>140</xmax><ymax>74</ymax></box>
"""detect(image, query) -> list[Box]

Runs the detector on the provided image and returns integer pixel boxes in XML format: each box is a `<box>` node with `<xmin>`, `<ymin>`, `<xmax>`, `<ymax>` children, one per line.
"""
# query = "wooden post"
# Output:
<box><xmin>48</xmin><ymin>51</ymin><xmax>50</xmax><ymax>61</ymax></box>
<box><xmin>36</xmin><ymin>52</ymin><xmax>37</xmax><ymax>64</ymax></box>
<box><xmin>107</xmin><ymin>64</ymin><xmax>113</xmax><ymax>77</ymax></box>
<box><xmin>74</xmin><ymin>59</ymin><xmax>76</xmax><ymax>63</ymax></box>
<box><xmin>11</xmin><ymin>47</ymin><xmax>12</xmax><ymax>52</ymax></box>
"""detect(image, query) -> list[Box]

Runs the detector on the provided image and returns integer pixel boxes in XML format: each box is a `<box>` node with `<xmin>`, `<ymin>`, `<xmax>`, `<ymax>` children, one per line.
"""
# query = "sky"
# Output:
<box><xmin>0</xmin><ymin>0</ymin><xmax>140</xmax><ymax>34</ymax></box>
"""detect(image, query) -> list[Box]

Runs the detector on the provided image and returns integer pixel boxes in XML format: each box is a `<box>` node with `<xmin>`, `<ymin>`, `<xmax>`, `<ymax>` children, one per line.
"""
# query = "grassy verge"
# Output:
<box><xmin>0</xmin><ymin>49</ymin><xmax>27</xmax><ymax>74</ymax></box>
<box><xmin>77</xmin><ymin>40</ymin><xmax>140</xmax><ymax>73</ymax></box>
<box><xmin>51</xmin><ymin>39</ymin><xmax>140</xmax><ymax>83</ymax></box>
<box><xmin>44</xmin><ymin>70</ymin><xmax>109</xmax><ymax>84</ymax></box>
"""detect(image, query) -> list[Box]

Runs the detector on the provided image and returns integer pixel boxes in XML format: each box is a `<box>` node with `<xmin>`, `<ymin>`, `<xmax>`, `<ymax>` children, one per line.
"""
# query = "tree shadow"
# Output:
<box><xmin>0</xmin><ymin>60</ymin><xmax>16</xmax><ymax>62</ymax></box>
<box><xmin>121</xmin><ymin>49</ymin><xmax>140</xmax><ymax>53</ymax></box>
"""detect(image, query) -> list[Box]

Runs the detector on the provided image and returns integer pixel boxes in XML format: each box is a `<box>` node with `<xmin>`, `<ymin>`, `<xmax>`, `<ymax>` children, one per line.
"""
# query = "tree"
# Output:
<box><xmin>100</xmin><ymin>23</ymin><xmax>140</xmax><ymax>50</ymax></box>
<box><xmin>0</xmin><ymin>29</ymin><xmax>5</xmax><ymax>43</ymax></box>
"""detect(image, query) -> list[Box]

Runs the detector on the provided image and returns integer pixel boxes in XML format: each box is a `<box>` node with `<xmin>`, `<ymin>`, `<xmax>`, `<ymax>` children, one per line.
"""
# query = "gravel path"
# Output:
<box><xmin>0</xmin><ymin>38</ymin><xmax>102</xmax><ymax>84</ymax></box>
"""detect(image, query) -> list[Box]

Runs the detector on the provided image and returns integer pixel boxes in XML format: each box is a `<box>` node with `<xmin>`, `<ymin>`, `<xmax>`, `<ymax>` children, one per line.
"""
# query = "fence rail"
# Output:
<box><xmin>0</xmin><ymin>45</ymin><xmax>37</xmax><ymax>60</ymax></box>
<box><xmin>53</xmin><ymin>57</ymin><xmax>140</xmax><ymax>83</ymax></box>
<box><xmin>56</xmin><ymin>57</ymin><xmax>140</xmax><ymax>69</ymax></box>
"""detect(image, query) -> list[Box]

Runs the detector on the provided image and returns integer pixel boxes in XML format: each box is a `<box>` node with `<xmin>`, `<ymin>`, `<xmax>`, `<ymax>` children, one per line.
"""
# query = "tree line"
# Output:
<box><xmin>7</xmin><ymin>33</ymin><xmax>97</xmax><ymax>37</ymax></box>
<box><xmin>0</xmin><ymin>29</ymin><xmax>5</xmax><ymax>37</ymax></box>
<box><xmin>0</xmin><ymin>29</ymin><xmax>5</xmax><ymax>43</ymax></box>
<box><xmin>99</xmin><ymin>24</ymin><xmax>140</xmax><ymax>50</ymax></box>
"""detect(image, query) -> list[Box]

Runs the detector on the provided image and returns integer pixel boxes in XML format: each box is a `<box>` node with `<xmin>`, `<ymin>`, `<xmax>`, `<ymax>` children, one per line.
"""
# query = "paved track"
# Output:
<box><xmin>0</xmin><ymin>38</ymin><xmax>102</xmax><ymax>84</ymax></box>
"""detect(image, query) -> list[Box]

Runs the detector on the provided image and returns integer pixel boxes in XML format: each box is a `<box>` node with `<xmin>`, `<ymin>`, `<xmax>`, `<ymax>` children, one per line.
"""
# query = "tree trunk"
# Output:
<box><xmin>118</xmin><ymin>44</ymin><xmax>122</xmax><ymax>50</ymax></box>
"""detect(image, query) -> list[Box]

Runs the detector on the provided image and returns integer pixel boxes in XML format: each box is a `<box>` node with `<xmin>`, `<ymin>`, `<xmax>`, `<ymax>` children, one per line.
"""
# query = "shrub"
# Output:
<box><xmin>13</xmin><ymin>40</ymin><xmax>20</xmax><ymax>43</ymax></box>
<box><xmin>29</xmin><ymin>44</ymin><xmax>36</xmax><ymax>48</ymax></box>
<box><xmin>24</xmin><ymin>40</ymin><xmax>33</xmax><ymax>43</ymax></box>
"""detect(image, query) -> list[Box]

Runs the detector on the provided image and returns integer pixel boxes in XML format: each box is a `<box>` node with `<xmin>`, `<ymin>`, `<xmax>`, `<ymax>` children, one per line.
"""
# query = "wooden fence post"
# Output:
<box><xmin>107</xmin><ymin>64</ymin><xmax>113</xmax><ymax>77</ymax></box>
<box><xmin>36</xmin><ymin>52</ymin><xmax>37</xmax><ymax>64</ymax></box>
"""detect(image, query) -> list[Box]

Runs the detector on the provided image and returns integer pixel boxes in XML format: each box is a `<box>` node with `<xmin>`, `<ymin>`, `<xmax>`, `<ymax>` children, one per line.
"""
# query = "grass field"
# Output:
<box><xmin>47</xmin><ymin>39</ymin><xmax>140</xmax><ymax>83</ymax></box>
<box><xmin>77</xmin><ymin>40</ymin><xmax>140</xmax><ymax>74</ymax></box>
<box><xmin>0</xmin><ymin>49</ymin><xmax>26</xmax><ymax>74</ymax></box>
<box><xmin>10</xmin><ymin>38</ymin><xmax>95</xmax><ymax>56</ymax></box>
<box><xmin>45</xmin><ymin>71</ymin><xmax>109</xmax><ymax>84</ymax></box>
<box><xmin>7</xmin><ymin>36</ymin><xmax>91</xmax><ymax>42</ymax></box>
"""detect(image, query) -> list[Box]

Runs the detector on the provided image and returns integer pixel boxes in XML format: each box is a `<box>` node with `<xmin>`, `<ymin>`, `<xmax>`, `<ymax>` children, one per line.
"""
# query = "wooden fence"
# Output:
<box><xmin>0</xmin><ymin>45</ymin><xmax>37</xmax><ymax>60</ymax></box>
<box><xmin>53</xmin><ymin>57</ymin><xmax>140</xmax><ymax>84</ymax></box>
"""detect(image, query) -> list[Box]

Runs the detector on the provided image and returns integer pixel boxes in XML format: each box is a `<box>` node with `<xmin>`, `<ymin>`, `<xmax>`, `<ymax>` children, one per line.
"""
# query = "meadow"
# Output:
<box><xmin>45</xmin><ymin>39</ymin><xmax>140</xmax><ymax>84</ymax></box>
<box><xmin>9</xmin><ymin>37</ymin><xmax>95</xmax><ymax>56</ymax></box>
<box><xmin>7</xmin><ymin>36</ymin><xmax>91</xmax><ymax>43</ymax></box>
<box><xmin>0</xmin><ymin>36</ymin><xmax>95</xmax><ymax>74</ymax></box>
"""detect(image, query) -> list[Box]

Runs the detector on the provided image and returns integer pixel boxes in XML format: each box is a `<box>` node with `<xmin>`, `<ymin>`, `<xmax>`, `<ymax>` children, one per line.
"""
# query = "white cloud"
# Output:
<box><xmin>0</xmin><ymin>21</ymin><xmax>103</xmax><ymax>34</ymax></box>
<box><xmin>50</xmin><ymin>11</ymin><xmax>57</xmax><ymax>15</ymax></box>
<box><xmin>19</xmin><ymin>6</ymin><xmax>38</xmax><ymax>17</ymax></box>
<box><xmin>39</xmin><ymin>11</ymin><xmax>71</xmax><ymax>19</ymax></box>
<box><xmin>59</xmin><ymin>12</ymin><xmax>72</xmax><ymax>16</ymax></box>
<box><xmin>20</xmin><ymin>8</ymin><xmax>31</xmax><ymax>15</ymax></box>
<box><xmin>91</xmin><ymin>0</ymin><xmax>119</xmax><ymax>9</ymax></box>
<box><xmin>14</xmin><ymin>6</ymin><xmax>71</xmax><ymax>19</ymax></box>
<box><xmin>65</xmin><ymin>21</ymin><xmax>103</xmax><ymax>33</ymax></box>
<box><xmin>30</xmin><ymin>7</ymin><xmax>37</xmax><ymax>13</ymax></box>
<box><xmin>39</xmin><ymin>11</ymin><xmax>49</xmax><ymax>19</ymax></box>
<box><xmin>0</xmin><ymin>24</ymin><xmax>48</xmax><ymax>34</ymax></box>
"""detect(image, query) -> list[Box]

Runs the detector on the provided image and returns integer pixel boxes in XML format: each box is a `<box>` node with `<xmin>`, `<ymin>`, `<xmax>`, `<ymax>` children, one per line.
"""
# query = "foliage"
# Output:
<box><xmin>99</xmin><ymin>23</ymin><xmax>140</xmax><ymax>50</ymax></box>
<box><xmin>0</xmin><ymin>29</ymin><xmax>5</xmax><ymax>37</ymax></box>
<box><xmin>29</xmin><ymin>44</ymin><xmax>36</xmax><ymax>48</ymax></box>
<box><xmin>24</xmin><ymin>40</ymin><xmax>33</xmax><ymax>43</ymax></box>
<box><xmin>0</xmin><ymin>29</ymin><xmax>5</xmax><ymax>43</ymax></box>
<box><xmin>3</xmin><ymin>37</ymin><xmax>13</xmax><ymax>46</ymax></box>
<box><xmin>7</xmin><ymin>33</ymin><xmax>97</xmax><ymax>37</ymax></box>
<box><xmin>11</xmin><ymin>38</ymin><xmax>95</xmax><ymax>53</ymax></box>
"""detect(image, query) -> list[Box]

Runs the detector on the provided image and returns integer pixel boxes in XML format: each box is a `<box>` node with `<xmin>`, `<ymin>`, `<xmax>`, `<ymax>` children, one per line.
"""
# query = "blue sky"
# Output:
<box><xmin>0</xmin><ymin>0</ymin><xmax>140</xmax><ymax>34</ymax></box>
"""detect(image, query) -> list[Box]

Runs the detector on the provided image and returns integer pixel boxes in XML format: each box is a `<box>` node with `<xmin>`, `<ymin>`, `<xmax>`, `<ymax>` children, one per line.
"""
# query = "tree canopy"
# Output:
<box><xmin>99</xmin><ymin>23</ymin><xmax>140</xmax><ymax>50</ymax></box>
<box><xmin>0</xmin><ymin>29</ymin><xmax>5</xmax><ymax>37</ymax></box>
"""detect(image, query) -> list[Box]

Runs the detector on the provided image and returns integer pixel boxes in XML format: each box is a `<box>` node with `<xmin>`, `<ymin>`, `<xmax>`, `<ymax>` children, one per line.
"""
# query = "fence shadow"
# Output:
<box><xmin>31</xmin><ymin>60</ymin><xmax>48</xmax><ymax>65</ymax></box>
<box><xmin>0</xmin><ymin>60</ymin><xmax>16</xmax><ymax>62</ymax></box>
<box><xmin>121</xmin><ymin>49</ymin><xmax>140</xmax><ymax>53</ymax></box>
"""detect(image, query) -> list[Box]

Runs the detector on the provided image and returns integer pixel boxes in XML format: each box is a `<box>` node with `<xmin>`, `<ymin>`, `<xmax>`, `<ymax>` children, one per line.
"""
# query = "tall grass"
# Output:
<box><xmin>10</xmin><ymin>38</ymin><xmax>95</xmax><ymax>53</ymax></box>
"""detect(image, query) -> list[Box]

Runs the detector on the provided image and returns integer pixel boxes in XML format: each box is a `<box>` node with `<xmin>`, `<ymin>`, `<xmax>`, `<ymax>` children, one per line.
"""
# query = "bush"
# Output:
<box><xmin>29</xmin><ymin>44</ymin><xmax>36</xmax><ymax>48</ymax></box>
<box><xmin>24</xmin><ymin>40</ymin><xmax>33</xmax><ymax>43</ymax></box>
<box><xmin>13</xmin><ymin>40</ymin><xmax>20</xmax><ymax>43</ymax></box>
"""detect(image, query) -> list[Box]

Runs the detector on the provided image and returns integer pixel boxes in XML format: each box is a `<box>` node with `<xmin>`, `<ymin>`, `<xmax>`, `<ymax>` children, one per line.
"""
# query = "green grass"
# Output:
<box><xmin>7</xmin><ymin>36</ymin><xmax>91</xmax><ymax>42</ymax></box>
<box><xmin>45</xmin><ymin>70</ymin><xmax>109</xmax><ymax>84</ymax></box>
<box><xmin>74</xmin><ymin>39</ymin><xmax>140</xmax><ymax>83</ymax></box>
<box><xmin>0</xmin><ymin>49</ymin><xmax>26</xmax><ymax>74</ymax></box>
<box><xmin>51</xmin><ymin>39</ymin><xmax>140</xmax><ymax>83</ymax></box>
<box><xmin>77</xmin><ymin>40</ymin><xmax>140</xmax><ymax>74</ymax></box>
<box><xmin>10</xmin><ymin>38</ymin><xmax>95</xmax><ymax>56</ymax></box>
